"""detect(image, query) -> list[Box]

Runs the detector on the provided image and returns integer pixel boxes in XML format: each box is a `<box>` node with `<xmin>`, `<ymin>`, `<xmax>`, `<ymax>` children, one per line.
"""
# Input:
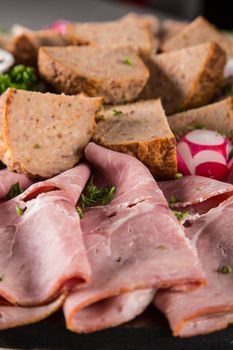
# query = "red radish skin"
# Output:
<box><xmin>50</xmin><ymin>20</ymin><xmax>68</xmax><ymax>34</ymax></box>
<box><xmin>177</xmin><ymin>130</ymin><xmax>232</xmax><ymax>180</ymax></box>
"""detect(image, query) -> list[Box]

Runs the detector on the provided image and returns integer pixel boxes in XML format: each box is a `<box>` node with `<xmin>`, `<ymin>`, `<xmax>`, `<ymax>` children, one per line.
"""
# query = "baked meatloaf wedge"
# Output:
<box><xmin>93</xmin><ymin>99</ymin><xmax>177</xmax><ymax>179</ymax></box>
<box><xmin>168</xmin><ymin>97</ymin><xmax>233</xmax><ymax>140</ymax></box>
<box><xmin>140</xmin><ymin>42</ymin><xmax>226</xmax><ymax>115</ymax></box>
<box><xmin>0</xmin><ymin>88</ymin><xmax>102</xmax><ymax>178</ymax></box>
<box><xmin>65</xmin><ymin>16</ymin><xmax>154</xmax><ymax>56</ymax></box>
<box><xmin>6</xmin><ymin>30</ymin><xmax>67</xmax><ymax>66</ymax></box>
<box><xmin>161</xmin><ymin>16</ymin><xmax>233</xmax><ymax>60</ymax></box>
<box><xmin>38</xmin><ymin>46</ymin><xmax>149</xmax><ymax>104</ymax></box>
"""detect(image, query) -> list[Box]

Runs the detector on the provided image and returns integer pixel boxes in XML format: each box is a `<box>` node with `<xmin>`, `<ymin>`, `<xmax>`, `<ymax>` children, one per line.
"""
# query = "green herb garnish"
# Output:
<box><xmin>177</xmin><ymin>106</ymin><xmax>186</xmax><ymax>113</ymax></box>
<box><xmin>0</xmin><ymin>64</ymin><xmax>37</xmax><ymax>94</ymax></box>
<box><xmin>6</xmin><ymin>182</ymin><xmax>23</xmax><ymax>199</ymax></box>
<box><xmin>76</xmin><ymin>206</ymin><xmax>83</xmax><ymax>219</ymax></box>
<box><xmin>187</xmin><ymin>123</ymin><xmax>206</xmax><ymax>131</ymax></box>
<box><xmin>16</xmin><ymin>206</ymin><xmax>25</xmax><ymax>216</ymax></box>
<box><xmin>112</xmin><ymin>109</ymin><xmax>123</xmax><ymax>117</ymax></box>
<box><xmin>222</xmin><ymin>84</ymin><xmax>233</xmax><ymax>97</ymax></box>
<box><xmin>175</xmin><ymin>173</ymin><xmax>183</xmax><ymax>179</ymax></box>
<box><xmin>123</xmin><ymin>57</ymin><xmax>132</xmax><ymax>65</ymax></box>
<box><xmin>229</xmin><ymin>147</ymin><xmax>233</xmax><ymax>160</ymax></box>
<box><xmin>33</xmin><ymin>144</ymin><xmax>41</xmax><ymax>149</ymax></box>
<box><xmin>218</xmin><ymin>265</ymin><xmax>232</xmax><ymax>274</ymax></box>
<box><xmin>168</xmin><ymin>195</ymin><xmax>179</xmax><ymax>208</ymax></box>
<box><xmin>79</xmin><ymin>176</ymin><xmax>116</xmax><ymax>208</ymax></box>
<box><xmin>173</xmin><ymin>210</ymin><xmax>189</xmax><ymax>221</ymax></box>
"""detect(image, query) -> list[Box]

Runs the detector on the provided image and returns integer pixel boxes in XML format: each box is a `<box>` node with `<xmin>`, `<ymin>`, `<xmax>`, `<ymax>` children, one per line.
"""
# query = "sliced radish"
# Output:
<box><xmin>177</xmin><ymin>129</ymin><xmax>232</xmax><ymax>180</ymax></box>
<box><xmin>224</xmin><ymin>58</ymin><xmax>233</xmax><ymax>79</ymax></box>
<box><xmin>0</xmin><ymin>48</ymin><xmax>15</xmax><ymax>74</ymax></box>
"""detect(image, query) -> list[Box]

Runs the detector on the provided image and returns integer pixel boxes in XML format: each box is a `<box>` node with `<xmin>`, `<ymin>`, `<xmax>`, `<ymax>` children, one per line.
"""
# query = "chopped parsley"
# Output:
<box><xmin>173</xmin><ymin>210</ymin><xmax>189</xmax><ymax>221</ymax></box>
<box><xmin>177</xmin><ymin>106</ymin><xmax>186</xmax><ymax>113</ymax></box>
<box><xmin>16</xmin><ymin>206</ymin><xmax>25</xmax><ymax>216</ymax></box>
<box><xmin>112</xmin><ymin>109</ymin><xmax>123</xmax><ymax>117</ymax></box>
<box><xmin>222</xmin><ymin>84</ymin><xmax>233</xmax><ymax>97</ymax></box>
<box><xmin>33</xmin><ymin>144</ymin><xmax>41</xmax><ymax>149</ymax></box>
<box><xmin>218</xmin><ymin>265</ymin><xmax>232</xmax><ymax>274</ymax></box>
<box><xmin>79</xmin><ymin>176</ymin><xmax>116</xmax><ymax>208</ymax></box>
<box><xmin>168</xmin><ymin>195</ymin><xmax>179</xmax><ymax>208</ymax></box>
<box><xmin>174</xmin><ymin>173</ymin><xmax>183</xmax><ymax>179</ymax></box>
<box><xmin>6</xmin><ymin>182</ymin><xmax>23</xmax><ymax>199</ymax></box>
<box><xmin>187</xmin><ymin>123</ymin><xmax>206</xmax><ymax>131</ymax></box>
<box><xmin>123</xmin><ymin>56</ymin><xmax>132</xmax><ymax>65</ymax></box>
<box><xmin>76</xmin><ymin>206</ymin><xmax>83</xmax><ymax>219</ymax></box>
<box><xmin>0</xmin><ymin>64</ymin><xmax>38</xmax><ymax>94</ymax></box>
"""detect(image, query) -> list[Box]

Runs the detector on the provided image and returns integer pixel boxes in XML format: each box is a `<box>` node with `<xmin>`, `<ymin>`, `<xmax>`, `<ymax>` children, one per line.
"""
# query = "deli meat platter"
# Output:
<box><xmin>1</xmin><ymin>8</ymin><xmax>233</xmax><ymax>350</ymax></box>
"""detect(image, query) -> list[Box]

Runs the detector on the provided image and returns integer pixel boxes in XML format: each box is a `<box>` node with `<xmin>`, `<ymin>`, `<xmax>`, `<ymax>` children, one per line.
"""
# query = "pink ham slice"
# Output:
<box><xmin>0</xmin><ymin>296</ymin><xmax>64</xmax><ymax>330</ymax></box>
<box><xmin>154</xmin><ymin>196</ymin><xmax>233</xmax><ymax>337</ymax></box>
<box><xmin>0</xmin><ymin>164</ymin><xmax>91</xmax><ymax>306</ymax></box>
<box><xmin>0</xmin><ymin>169</ymin><xmax>33</xmax><ymax>199</ymax></box>
<box><xmin>63</xmin><ymin>143</ymin><xmax>206</xmax><ymax>333</ymax></box>
<box><xmin>159</xmin><ymin>175</ymin><xmax>233</xmax><ymax>215</ymax></box>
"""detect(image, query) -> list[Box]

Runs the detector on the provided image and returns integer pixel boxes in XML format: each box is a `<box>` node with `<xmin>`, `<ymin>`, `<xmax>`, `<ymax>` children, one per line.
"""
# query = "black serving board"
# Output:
<box><xmin>0</xmin><ymin>307</ymin><xmax>233</xmax><ymax>350</ymax></box>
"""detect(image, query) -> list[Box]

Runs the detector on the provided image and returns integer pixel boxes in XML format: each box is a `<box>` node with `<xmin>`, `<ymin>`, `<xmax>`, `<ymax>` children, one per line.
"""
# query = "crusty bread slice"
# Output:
<box><xmin>161</xmin><ymin>16</ymin><xmax>233</xmax><ymax>60</ymax></box>
<box><xmin>160</xmin><ymin>19</ymin><xmax>188</xmax><ymax>43</ymax></box>
<box><xmin>38</xmin><ymin>46</ymin><xmax>149</xmax><ymax>104</ymax></box>
<box><xmin>120</xmin><ymin>12</ymin><xmax>160</xmax><ymax>36</ymax></box>
<box><xmin>168</xmin><ymin>97</ymin><xmax>233</xmax><ymax>140</ymax></box>
<box><xmin>140</xmin><ymin>42</ymin><xmax>226</xmax><ymax>115</ymax></box>
<box><xmin>93</xmin><ymin>99</ymin><xmax>177</xmax><ymax>179</ymax></box>
<box><xmin>0</xmin><ymin>88</ymin><xmax>102</xmax><ymax>178</ymax></box>
<box><xmin>65</xmin><ymin>16</ymin><xmax>154</xmax><ymax>56</ymax></box>
<box><xmin>6</xmin><ymin>30</ymin><xmax>67</xmax><ymax>66</ymax></box>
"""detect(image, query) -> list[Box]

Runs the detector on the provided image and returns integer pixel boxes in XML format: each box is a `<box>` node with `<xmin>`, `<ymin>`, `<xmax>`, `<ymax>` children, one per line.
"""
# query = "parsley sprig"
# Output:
<box><xmin>6</xmin><ymin>182</ymin><xmax>23</xmax><ymax>199</ymax></box>
<box><xmin>0</xmin><ymin>64</ymin><xmax>37</xmax><ymax>94</ymax></box>
<box><xmin>77</xmin><ymin>176</ymin><xmax>116</xmax><ymax>213</ymax></box>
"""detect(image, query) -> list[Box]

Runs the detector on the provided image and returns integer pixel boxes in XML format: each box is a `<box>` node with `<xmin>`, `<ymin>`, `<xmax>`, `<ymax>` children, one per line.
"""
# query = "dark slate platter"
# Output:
<box><xmin>0</xmin><ymin>307</ymin><xmax>233</xmax><ymax>350</ymax></box>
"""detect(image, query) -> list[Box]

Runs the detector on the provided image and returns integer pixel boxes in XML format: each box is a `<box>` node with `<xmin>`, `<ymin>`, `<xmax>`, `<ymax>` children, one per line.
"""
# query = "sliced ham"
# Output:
<box><xmin>64</xmin><ymin>143</ymin><xmax>206</xmax><ymax>333</ymax></box>
<box><xmin>154</xmin><ymin>196</ymin><xmax>233</xmax><ymax>337</ymax></box>
<box><xmin>0</xmin><ymin>164</ymin><xmax>91</xmax><ymax>306</ymax></box>
<box><xmin>0</xmin><ymin>296</ymin><xmax>64</xmax><ymax>330</ymax></box>
<box><xmin>0</xmin><ymin>169</ymin><xmax>33</xmax><ymax>199</ymax></box>
<box><xmin>159</xmin><ymin>175</ymin><xmax>233</xmax><ymax>215</ymax></box>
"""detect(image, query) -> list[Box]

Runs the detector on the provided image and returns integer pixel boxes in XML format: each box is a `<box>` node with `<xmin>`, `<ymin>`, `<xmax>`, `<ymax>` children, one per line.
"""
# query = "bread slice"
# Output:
<box><xmin>140</xmin><ymin>42</ymin><xmax>226</xmax><ymax>115</ymax></box>
<box><xmin>93</xmin><ymin>99</ymin><xmax>177</xmax><ymax>179</ymax></box>
<box><xmin>0</xmin><ymin>88</ymin><xmax>103</xmax><ymax>178</ymax></box>
<box><xmin>161</xmin><ymin>16</ymin><xmax>233</xmax><ymax>60</ymax></box>
<box><xmin>168</xmin><ymin>97</ymin><xmax>233</xmax><ymax>140</ymax></box>
<box><xmin>6</xmin><ymin>30</ymin><xmax>67</xmax><ymax>66</ymax></box>
<box><xmin>38</xmin><ymin>46</ymin><xmax>149</xmax><ymax>104</ymax></box>
<box><xmin>65</xmin><ymin>16</ymin><xmax>154</xmax><ymax>56</ymax></box>
<box><xmin>160</xmin><ymin>19</ymin><xmax>188</xmax><ymax>43</ymax></box>
<box><xmin>120</xmin><ymin>12</ymin><xmax>160</xmax><ymax>36</ymax></box>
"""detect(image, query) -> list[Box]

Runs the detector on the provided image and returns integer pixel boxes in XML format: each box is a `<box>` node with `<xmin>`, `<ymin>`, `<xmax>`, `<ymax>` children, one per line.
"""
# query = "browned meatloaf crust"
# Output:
<box><xmin>0</xmin><ymin>88</ymin><xmax>103</xmax><ymax>178</ymax></box>
<box><xmin>94</xmin><ymin>99</ymin><xmax>177</xmax><ymax>179</ymax></box>
<box><xmin>38</xmin><ymin>46</ymin><xmax>149</xmax><ymax>104</ymax></box>
<box><xmin>140</xmin><ymin>42</ymin><xmax>226</xmax><ymax>115</ymax></box>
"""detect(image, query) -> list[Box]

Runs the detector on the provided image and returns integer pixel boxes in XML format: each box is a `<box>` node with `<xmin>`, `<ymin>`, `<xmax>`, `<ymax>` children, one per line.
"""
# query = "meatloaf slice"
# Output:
<box><xmin>6</xmin><ymin>30</ymin><xmax>67</xmax><ymax>66</ymax></box>
<box><xmin>65</xmin><ymin>16</ymin><xmax>154</xmax><ymax>56</ymax></box>
<box><xmin>161</xmin><ymin>16</ymin><xmax>233</xmax><ymax>60</ymax></box>
<box><xmin>168</xmin><ymin>97</ymin><xmax>233</xmax><ymax>140</ymax></box>
<box><xmin>140</xmin><ymin>42</ymin><xmax>226</xmax><ymax>115</ymax></box>
<box><xmin>0</xmin><ymin>88</ymin><xmax>102</xmax><ymax>178</ymax></box>
<box><xmin>93</xmin><ymin>99</ymin><xmax>177</xmax><ymax>179</ymax></box>
<box><xmin>38</xmin><ymin>46</ymin><xmax>149</xmax><ymax>104</ymax></box>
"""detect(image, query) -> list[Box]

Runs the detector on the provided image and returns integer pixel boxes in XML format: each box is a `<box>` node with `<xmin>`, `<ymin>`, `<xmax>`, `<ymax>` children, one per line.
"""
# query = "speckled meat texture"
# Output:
<box><xmin>0</xmin><ymin>164</ymin><xmax>91</xmax><ymax>308</ymax></box>
<box><xmin>0</xmin><ymin>169</ymin><xmax>33</xmax><ymax>199</ymax></box>
<box><xmin>159</xmin><ymin>175</ymin><xmax>233</xmax><ymax>215</ymax></box>
<box><xmin>154</xmin><ymin>196</ymin><xmax>233</xmax><ymax>337</ymax></box>
<box><xmin>63</xmin><ymin>143</ymin><xmax>206</xmax><ymax>334</ymax></box>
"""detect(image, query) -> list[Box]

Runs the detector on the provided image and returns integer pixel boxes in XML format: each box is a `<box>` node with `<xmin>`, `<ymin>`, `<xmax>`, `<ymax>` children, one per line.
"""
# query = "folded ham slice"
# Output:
<box><xmin>155</xmin><ymin>196</ymin><xmax>233</xmax><ymax>337</ymax></box>
<box><xmin>64</xmin><ymin>143</ymin><xmax>206</xmax><ymax>333</ymax></box>
<box><xmin>0</xmin><ymin>296</ymin><xmax>64</xmax><ymax>330</ymax></box>
<box><xmin>159</xmin><ymin>175</ymin><xmax>233</xmax><ymax>215</ymax></box>
<box><xmin>0</xmin><ymin>164</ymin><xmax>91</xmax><ymax>306</ymax></box>
<box><xmin>0</xmin><ymin>169</ymin><xmax>33</xmax><ymax>199</ymax></box>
